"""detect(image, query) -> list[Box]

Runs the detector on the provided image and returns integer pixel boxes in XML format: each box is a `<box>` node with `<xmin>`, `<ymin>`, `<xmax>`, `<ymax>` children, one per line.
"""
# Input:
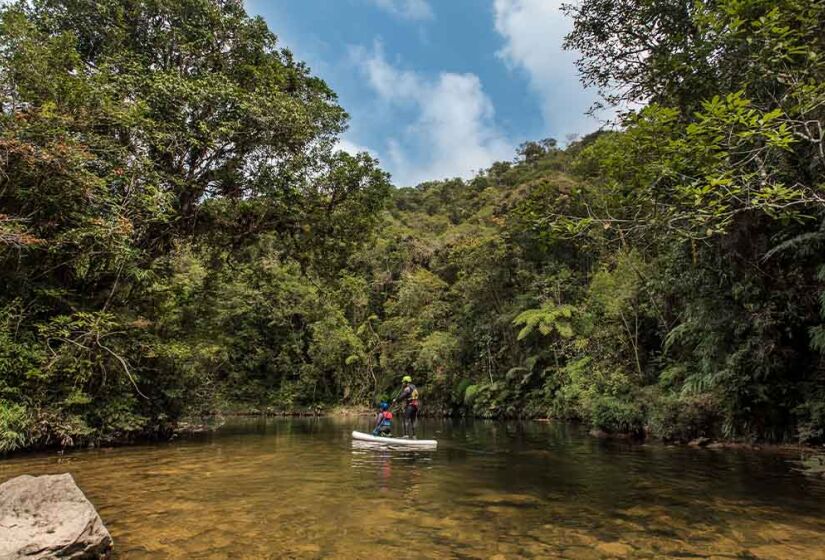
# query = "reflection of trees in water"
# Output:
<box><xmin>350</xmin><ymin>440</ymin><xmax>433</xmax><ymax>494</ymax></box>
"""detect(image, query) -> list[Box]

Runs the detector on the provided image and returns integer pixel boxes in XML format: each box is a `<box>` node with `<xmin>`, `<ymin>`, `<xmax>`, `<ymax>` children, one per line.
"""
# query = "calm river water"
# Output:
<box><xmin>1</xmin><ymin>417</ymin><xmax>824</xmax><ymax>559</ymax></box>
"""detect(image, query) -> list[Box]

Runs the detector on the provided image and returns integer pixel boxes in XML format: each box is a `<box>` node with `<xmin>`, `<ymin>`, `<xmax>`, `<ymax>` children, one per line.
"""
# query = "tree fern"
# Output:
<box><xmin>513</xmin><ymin>304</ymin><xmax>577</xmax><ymax>341</ymax></box>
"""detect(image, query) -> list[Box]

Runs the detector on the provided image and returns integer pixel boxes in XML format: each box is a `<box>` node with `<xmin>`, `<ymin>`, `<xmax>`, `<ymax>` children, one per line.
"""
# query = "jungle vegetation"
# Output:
<box><xmin>1</xmin><ymin>0</ymin><xmax>823</xmax><ymax>452</ymax></box>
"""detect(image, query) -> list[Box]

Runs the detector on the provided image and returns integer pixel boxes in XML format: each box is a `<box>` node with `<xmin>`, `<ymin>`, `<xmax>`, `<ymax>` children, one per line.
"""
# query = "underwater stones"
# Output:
<box><xmin>596</xmin><ymin>541</ymin><xmax>634</xmax><ymax>556</ymax></box>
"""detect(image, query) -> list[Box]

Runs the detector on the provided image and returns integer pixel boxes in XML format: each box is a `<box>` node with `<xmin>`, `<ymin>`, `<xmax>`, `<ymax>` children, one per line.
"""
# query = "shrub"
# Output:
<box><xmin>589</xmin><ymin>394</ymin><xmax>645</xmax><ymax>435</ymax></box>
<box><xmin>647</xmin><ymin>391</ymin><xmax>721</xmax><ymax>442</ymax></box>
<box><xmin>0</xmin><ymin>401</ymin><xmax>31</xmax><ymax>453</ymax></box>
<box><xmin>796</xmin><ymin>399</ymin><xmax>825</xmax><ymax>445</ymax></box>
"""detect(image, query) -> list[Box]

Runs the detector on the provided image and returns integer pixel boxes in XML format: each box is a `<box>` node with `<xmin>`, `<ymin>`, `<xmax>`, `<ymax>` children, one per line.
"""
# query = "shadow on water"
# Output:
<box><xmin>2</xmin><ymin>417</ymin><xmax>825</xmax><ymax>559</ymax></box>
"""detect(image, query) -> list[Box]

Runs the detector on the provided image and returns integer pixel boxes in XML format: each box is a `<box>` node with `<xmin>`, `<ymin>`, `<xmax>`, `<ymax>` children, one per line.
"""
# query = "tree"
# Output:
<box><xmin>0</xmin><ymin>0</ymin><xmax>390</xmax><ymax>451</ymax></box>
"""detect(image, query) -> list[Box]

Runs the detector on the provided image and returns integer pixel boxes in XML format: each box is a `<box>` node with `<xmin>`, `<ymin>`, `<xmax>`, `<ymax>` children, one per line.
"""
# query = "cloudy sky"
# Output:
<box><xmin>246</xmin><ymin>0</ymin><xmax>602</xmax><ymax>186</ymax></box>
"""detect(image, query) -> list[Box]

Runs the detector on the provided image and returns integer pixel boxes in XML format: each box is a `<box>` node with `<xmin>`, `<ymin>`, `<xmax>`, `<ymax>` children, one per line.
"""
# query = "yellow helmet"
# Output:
<box><xmin>402</xmin><ymin>375</ymin><xmax>412</xmax><ymax>383</ymax></box>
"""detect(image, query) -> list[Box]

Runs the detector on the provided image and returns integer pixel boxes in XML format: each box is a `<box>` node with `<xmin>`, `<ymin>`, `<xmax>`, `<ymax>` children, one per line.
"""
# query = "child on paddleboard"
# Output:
<box><xmin>372</xmin><ymin>401</ymin><xmax>393</xmax><ymax>436</ymax></box>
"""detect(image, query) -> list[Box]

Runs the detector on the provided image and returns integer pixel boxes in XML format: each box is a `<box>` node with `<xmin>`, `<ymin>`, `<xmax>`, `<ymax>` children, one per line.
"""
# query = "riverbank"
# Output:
<box><xmin>4</xmin><ymin>403</ymin><xmax>823</xmax><ymax>459</ymax></box>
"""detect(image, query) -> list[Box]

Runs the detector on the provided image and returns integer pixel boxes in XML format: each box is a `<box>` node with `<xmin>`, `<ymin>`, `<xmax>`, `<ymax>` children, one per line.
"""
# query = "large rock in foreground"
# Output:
<box><xmin>0</xmin><ymin>473</ymin><xmax>112</xmax><ymax>559</ymax></box>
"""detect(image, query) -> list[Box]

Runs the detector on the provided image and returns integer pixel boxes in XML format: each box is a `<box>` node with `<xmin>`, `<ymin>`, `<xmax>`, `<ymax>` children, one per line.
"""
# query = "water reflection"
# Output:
<box><xmin>350</xmin><ymin>440</ymin><xmax>434</xmax><ymax>494</ymax></box>
<box><xmin>0</xmin><ymin>417</ymin><xmax>824</xmax><ymax>559</ymax></box>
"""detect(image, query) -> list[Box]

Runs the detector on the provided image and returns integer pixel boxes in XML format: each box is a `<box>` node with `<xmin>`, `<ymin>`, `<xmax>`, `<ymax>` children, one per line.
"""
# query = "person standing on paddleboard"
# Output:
<box><xmin>392</xmin><ymin>376</ymin><xmax>420</xmax><ymax>438</ymax></box>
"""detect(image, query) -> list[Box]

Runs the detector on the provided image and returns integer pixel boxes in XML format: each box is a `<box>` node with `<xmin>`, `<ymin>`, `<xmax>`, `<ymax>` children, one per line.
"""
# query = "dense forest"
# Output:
<box><xmin>1</xmin><ymin>0</ymin><xmax>824</xmax><ymax>452</ymax></box>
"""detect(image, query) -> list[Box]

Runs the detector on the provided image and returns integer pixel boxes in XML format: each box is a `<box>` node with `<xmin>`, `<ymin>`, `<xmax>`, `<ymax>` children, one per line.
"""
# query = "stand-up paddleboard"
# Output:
<box><xmin>351</xmin><ymin>430</ymin><xmax>437</xmax><ymax>448</ymax></box>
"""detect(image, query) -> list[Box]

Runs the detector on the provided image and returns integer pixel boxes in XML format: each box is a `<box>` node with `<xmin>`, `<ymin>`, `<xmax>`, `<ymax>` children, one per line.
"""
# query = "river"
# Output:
<box><xmin>1</xmin><ymin>417</ymin><xmax>824</xmax><ymax>559</ymax></box>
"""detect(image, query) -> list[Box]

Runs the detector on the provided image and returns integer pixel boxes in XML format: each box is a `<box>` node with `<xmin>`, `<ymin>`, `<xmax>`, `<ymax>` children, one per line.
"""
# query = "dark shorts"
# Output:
<box><xmin>405</xmin><ymin>404</ymin><xmax>419</xmax><ymax>421</ymax></box>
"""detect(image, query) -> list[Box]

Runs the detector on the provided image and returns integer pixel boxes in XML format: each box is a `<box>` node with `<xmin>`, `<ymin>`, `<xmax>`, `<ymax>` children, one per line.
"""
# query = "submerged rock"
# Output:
<box><xmin>596</xmin><ymin>541</ymin><xmax>634</xmax><ymax>556</ymax></box>
<box><xmin>0</xmin><ymin>473</ymin><xmax>113</xmax><ymax>559</ymax></box>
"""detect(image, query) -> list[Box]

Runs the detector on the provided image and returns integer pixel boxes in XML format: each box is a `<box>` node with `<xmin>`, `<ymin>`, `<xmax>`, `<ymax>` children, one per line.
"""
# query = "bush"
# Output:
<box><xmin>796</xmin><ymin>399</ymin><xmax>825</xmax><ymax>445</ymax></box>
<box><xmin>461</xmin><ymin>384</ymin><xmax>478</xmax><ymax>406</ymax></box>
<box><xmin>646</xmin><ymin>391</ymin><xmax>721</xmax><ymax>442</ymax></box>
<box><xmin>589</xmin><ymin>394</ymin><xmax>644</xmax><ymax>434</ymax></box>
<box><xmin>0</xmin><ymin>401</ymin><xmax>31</xmax><ymax>453</ymax></box>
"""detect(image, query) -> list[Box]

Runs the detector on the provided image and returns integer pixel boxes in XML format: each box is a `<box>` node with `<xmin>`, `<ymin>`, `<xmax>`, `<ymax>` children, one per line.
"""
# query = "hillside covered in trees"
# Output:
<box><xmin>1</xmin><ymin>0</ymin><xmax>824</xmax><ymax>452</ymax></box>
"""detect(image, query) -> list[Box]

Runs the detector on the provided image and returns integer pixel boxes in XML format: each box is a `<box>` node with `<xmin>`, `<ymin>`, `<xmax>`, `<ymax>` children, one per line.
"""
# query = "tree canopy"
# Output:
<box><xmin>1</xmin><ymin>0</ymin><xmax>824</xmax><ymax>452</ymax></box>
<box><xmin>0</xmin><ymin>0</ymin><xmax>390</xmax><ymax>450</ymax></box>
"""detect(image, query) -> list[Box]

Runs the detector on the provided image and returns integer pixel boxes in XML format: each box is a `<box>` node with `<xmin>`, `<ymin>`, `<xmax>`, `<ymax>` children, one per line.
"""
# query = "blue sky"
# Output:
<box><xmin>246</xmin><ymin>0</ymin><xmax>603</xmax><ymax>186</ymax></box>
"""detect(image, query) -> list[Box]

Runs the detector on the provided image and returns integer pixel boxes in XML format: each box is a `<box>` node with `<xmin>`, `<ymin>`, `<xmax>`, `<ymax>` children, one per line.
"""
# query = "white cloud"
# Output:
<box><xmin>494</xmin><ymin>0</ymin><xmax>603</xmax><ymax>140</ymax></box>
<box><xmin>368</xmin><ymin>0</ymin><xmax>434</xmax><ymax>21</ymax></box>
<box><xmin>352</xmin><ymin>43</ymin><xmax>512</xmax><ymax>186</ymax></box>
<box><xmin>336</xmin><ymin>137</ymin><xmax>377</xmax><ymax>158</ymax></box>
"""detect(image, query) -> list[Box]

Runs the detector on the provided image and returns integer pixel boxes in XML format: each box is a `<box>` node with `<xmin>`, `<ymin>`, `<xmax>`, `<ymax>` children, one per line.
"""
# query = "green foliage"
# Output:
<box><xmin>796</xmin><ymin>402</ymin><xmax>825</xmax><ymax>445</ymax></box>
<box><xmin>0</xmin><ymin>0</ymin><xmax>390</xmax><ymax>451</ymax></box>
<box><xmin>589</xmin><ymin>395</ymin><xmax>644</xmax><ymax>435</ymax></box>
<box><xmin>416</xmin><ymin>331</ymin><xmax>458</xmax><ymax>377</ymax></box>
<box><xmin>1</xmin><ymin>0</ymin><xmax>823</xmax><ymax>451</ymax></box>
<box><xmin>463</xmin><ymin>384</ymin><xmax>479</xmax><ymax>407</ymax></box>
<box><xmin>589</xmin><ymin>252</ymin><xmax>645</xmax><ymax>318</ymax></box>
<box><xmin>646</xmin><ymin>392</ymin><xmax>721</xmax><ymax>442</ymax></box>
<box><xmin>334</xmin><ymin>0</ymin><xmax>825</xmax><ymax>442</ymax></box>
<box><xmin>513</xmin><ymin>304</ymin><xmax>576</xmax><ymax>340</ymax></box>
<box><xmin>0</xmin><ymin>401</ymin><xmax>30</xmax><ymax>453</ymax></box>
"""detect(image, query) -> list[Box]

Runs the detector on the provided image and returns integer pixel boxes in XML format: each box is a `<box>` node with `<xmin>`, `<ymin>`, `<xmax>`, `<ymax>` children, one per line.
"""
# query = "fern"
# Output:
<box><xmin>663</xmin><ymin>322</ymin><xmax>691</xmax><ymax>354</ymax></box>
<box><xmin>513</xmin><ymin>303</ymin><xmax>577</xmax><ymax>340</ymax></box>
<box><xmin>811</xmin><ymin>326</ymin><xmax>825</xmax><ymax>353</ymax></box>
<box><xmin>764</xmin><ymin>219</ymin><xmax>825</xmax><ymax>261</ymax></box>
<box><xmin>681</xmin><ymin>372</ymin><xmax>716</xmax><ymax>396</ymax></box>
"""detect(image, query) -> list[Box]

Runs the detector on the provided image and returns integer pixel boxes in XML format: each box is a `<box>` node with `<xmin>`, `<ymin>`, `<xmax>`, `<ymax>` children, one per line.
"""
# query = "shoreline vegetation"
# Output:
<box><xmin>2</xmin><ymin>0</ymin><xmax>825</xmax><ymax>457</ymax></box>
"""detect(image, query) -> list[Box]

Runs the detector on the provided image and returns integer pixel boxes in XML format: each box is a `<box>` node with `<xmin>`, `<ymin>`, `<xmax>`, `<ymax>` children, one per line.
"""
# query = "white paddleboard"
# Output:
<box><xmin>351</xmin><ymin>430</ymin><xmax>437</xmax><ymax>448</ymax></box>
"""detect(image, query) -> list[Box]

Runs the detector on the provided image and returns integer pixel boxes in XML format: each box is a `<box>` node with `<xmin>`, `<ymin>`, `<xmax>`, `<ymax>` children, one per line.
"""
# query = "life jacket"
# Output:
<box><xmin>379</xmin><ymin>411</ymin><xmax>393</xmax><ymax>426</ymax></box>
<box><xmin>404</xmin><ymin>384</ymin><xmax>420</xmax><ymax>408</ymax></box>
